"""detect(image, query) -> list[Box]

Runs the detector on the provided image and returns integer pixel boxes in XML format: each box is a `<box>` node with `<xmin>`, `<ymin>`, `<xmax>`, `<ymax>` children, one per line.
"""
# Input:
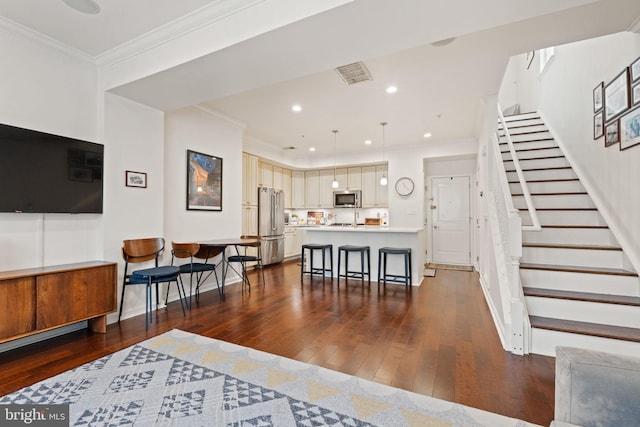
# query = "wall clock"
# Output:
<box><xmin>395</xmin><ymin>177</ymin><xmax>415</xmax><ymax>196</ymax></box>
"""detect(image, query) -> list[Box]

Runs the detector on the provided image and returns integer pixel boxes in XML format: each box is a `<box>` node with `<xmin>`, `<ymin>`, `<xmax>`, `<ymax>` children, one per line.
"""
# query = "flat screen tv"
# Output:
<box><xmin>0</xmin><ymin>122</ymin><xmax>104</xmax><ymax>214</ymax></box>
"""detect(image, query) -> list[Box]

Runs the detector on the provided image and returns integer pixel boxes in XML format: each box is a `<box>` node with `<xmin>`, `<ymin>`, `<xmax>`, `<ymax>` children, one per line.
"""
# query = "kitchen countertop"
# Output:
<box><xmin>303</xmin><ymin>225</ymin><xmax>422</xmax><ymax>233</ymax></box>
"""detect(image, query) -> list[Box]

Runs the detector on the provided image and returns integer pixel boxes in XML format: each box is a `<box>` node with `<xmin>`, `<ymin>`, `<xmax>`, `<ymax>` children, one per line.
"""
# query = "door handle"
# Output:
<box><xmin>433</xmin><ymin>225</ymin><xmax>439</xmax><ymax>229</ymax></box>
<box><xmin>431</xmin><ymin>205</ymin><xmax>437</xmax><ymax>209</ymax></box>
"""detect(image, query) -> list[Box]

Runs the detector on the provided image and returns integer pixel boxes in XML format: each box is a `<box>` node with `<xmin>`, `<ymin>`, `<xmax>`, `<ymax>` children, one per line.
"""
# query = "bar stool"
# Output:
<box><xmin>301</xmin><ymin>243</ymin><xmax>333</xmax><ymax>280</ymax></box>
<box><xmin>337</xmin><ymin>245</ymin><xmax>371</xmax><ymax>285</ymax></box>
<box><xmin>377</xmin><ymin>247</ymin><xmax>412</xmax><ymax>287</ymax></box>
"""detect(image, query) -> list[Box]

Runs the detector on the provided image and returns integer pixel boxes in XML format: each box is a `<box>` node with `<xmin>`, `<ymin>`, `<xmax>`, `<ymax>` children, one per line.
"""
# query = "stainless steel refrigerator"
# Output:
<box><xmin>258</xmin><ymin>187</ymin><xmax>285</xmax><ymax>265</ymax></box>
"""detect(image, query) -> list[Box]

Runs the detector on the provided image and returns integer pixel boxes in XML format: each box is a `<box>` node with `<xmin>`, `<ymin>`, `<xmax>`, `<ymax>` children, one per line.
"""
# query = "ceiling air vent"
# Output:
<box><xmin>335</xmin><ymin>62</ymin><xmax>372</xmax><ymax>85</ymax></box>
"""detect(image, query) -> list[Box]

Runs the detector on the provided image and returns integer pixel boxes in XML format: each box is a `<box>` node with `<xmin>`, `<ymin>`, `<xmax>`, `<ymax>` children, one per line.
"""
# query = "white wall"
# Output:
<box><xmin>0</xmin><ymin>27</ymin><xmax>100</xmax><ymax>271</ymax></box>
<box><xmin>534</xmin><ymin>32</ymin><xmax>640</xmax><ymax>272</ymax></box>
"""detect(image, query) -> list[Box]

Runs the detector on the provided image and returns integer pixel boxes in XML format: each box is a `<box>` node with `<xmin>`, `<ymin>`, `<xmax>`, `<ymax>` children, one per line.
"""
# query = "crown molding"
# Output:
<box><xmin>96</xmin><ymin>0</ymin><xmax>265</xmax><ymax>70</ymax></box>
<box><xmin>0</xmin><ymin>16</ymin><xmax>94</xmax><ymax>64</ymax></box>
<box><xmin>193</xmin><ymin>104</ymin><xmax>247</xmax><ymax>129</ymax></box>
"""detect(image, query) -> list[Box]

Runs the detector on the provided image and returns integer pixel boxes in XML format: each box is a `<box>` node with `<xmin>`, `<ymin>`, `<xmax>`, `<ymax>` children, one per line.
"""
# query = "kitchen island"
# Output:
<box><xmin>302</xmin><ymin>226</ymin><xmax>424</xmax><ymax>286</ymax></box>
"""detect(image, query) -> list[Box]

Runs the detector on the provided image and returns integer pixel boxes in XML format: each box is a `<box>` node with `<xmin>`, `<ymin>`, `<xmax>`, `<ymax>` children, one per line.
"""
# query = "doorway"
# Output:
<box><xmin>429</xmin><ymin>176</ymin><xmax>471</xmax><ymax>265</ymax></box>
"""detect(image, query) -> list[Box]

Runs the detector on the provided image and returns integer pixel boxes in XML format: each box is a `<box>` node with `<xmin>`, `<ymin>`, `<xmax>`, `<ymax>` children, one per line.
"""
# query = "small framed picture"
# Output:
<box><xmin>620</xmin><ymin>107</ymin><xmax>640</xmax><ymax>151</ymax></box>
<box><xmin>632</xmin><ymin>81</ymin><xmax>640</xmax><ymax>106</ymax></box>
<box><xmin>604</xmin><ymin>120</ymin><xmax>619</xmax><ymax>147</ymax></box>
<box><xmin>631</xmin><ymin>56</ymin><xmax>640</xmax><ymax>82</ymax></box>
<box><xmin>126</xmin><ymin>170</ymin><xmax>147</xmax><ymax>188</ymax></box>
<box><xmin>593</xmin><ymin>111</ymin><xmax>603</xmax><ymax>139</ymax></box>
<box><xmin>604</xmin><ymin>68</ymin><xmax>630</xmax><ymax>123</ymax></box>
<box><xmin>593</xmin><ymin>82</ymin><xmax>603</xmax><ymax>113</ymax></box>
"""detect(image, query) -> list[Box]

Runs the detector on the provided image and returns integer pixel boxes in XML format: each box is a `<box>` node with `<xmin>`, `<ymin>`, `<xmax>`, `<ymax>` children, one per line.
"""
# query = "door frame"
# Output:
<box><xmin>424</xmin><ymin>173</ymin><xmax>475</xmax><ymax>266</ymax></box>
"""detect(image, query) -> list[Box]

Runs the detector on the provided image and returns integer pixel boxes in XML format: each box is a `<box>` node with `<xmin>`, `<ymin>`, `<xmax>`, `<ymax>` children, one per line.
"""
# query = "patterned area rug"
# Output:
<box><xmin>1</xmin><ymin>329</ymin><xmax>539</xmax><ymax>426</ymax></box>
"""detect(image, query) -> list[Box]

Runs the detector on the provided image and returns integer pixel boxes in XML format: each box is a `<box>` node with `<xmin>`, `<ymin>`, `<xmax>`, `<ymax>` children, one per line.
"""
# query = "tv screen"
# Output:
<box><xmin>0</xmin><ymin>123</ymin><xmax>104</xmax><ymax>214</ymax></box>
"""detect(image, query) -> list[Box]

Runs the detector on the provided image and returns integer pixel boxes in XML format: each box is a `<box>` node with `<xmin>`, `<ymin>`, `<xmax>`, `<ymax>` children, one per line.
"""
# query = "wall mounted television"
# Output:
<box><xmin>0</xmin><ymin>122</ymin><xmax>104</xmax><ymax>214</ymax></box>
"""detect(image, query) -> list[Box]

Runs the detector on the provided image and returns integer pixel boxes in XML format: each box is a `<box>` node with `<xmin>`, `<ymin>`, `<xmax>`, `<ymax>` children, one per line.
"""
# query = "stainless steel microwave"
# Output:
<box><xmin>333</xmin><ymin>190</ymin><xmax>361</xmax><ymax>208</ymax></box>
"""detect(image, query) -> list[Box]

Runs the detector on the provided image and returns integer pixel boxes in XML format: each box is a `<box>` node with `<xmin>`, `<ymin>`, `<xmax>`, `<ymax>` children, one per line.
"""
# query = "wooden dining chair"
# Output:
<box><xmin>119</xmin><ymin>237</ymin><xmax>186</xmax><ymax>329</ymax></box>
<box><xmin>170</xmin><ymin>242</ymin><xmax>223</xmax><ymax>307</ymax></box>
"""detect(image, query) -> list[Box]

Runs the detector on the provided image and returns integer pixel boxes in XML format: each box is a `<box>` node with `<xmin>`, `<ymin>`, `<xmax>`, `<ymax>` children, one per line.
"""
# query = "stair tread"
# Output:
<box><xmin>523</xmin><ymin>243</ymin><xmax>622</xmax><ymax>251</ymax></box>
<box><xmin>501</xmin><ymin>114</ymin><xmax>541</xmax><ymax>120</ymax></box>
<box><xmin>541</xmin><ymin>224</ymin><xmax>607</xmax><ymax>228</ymax></box>
<box><xmin>531</xmin><ymin>208</ymin><xmax>596</xmax><ymax>211</ymax></box>
<box><xmin>503</xmin><ymin>155</ymin><xmax>565</xmax><ymax>161</ymax></box>
<box><xmin>520</xmin><ymin>263</ymin><xmax>638</xmax><ymax>276</ymax></box>
<box><xmin>524</xmin><ymin>288</ymin><xmax>640</xmax><ymax>306</ymax></box>
<box><xmin>506</xmin><ymin>166</ymin><xmax>572</xmax><ymax>172</ymax></box>
<box><xmin>499</xmin><ymin>137</ymin><xmax>555</xmax><ymax>144</ymax></box>
<box><xmin>512</xmin><ymin>192</ymin><xmax>587</xmax><ymax>196</ymax></box>
<box><xmin>509</xmin><ymin>179</ymin><xmax>579</xmax><ymax>183</ymax></box>
<box><xmin>530</xmin><ymin>316</ymin><xmax>640</xmax><ymax>343</ymax></box>
<box><xmin>501</xmin><ymin>146</ymin><xmax>559</xmax><ymax>153</ymax></box>
<box><xmin>499</xmin><ymin>130</ymin><xmax>549</xmax><ymax>136</ymax></box>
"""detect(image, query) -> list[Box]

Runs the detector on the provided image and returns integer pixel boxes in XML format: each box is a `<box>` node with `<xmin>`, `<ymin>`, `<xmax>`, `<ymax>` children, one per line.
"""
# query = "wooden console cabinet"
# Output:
<box><xmin>0</xmin><ymin>261</ymin><xmax>117</xmax><ymax>344</ymax></box>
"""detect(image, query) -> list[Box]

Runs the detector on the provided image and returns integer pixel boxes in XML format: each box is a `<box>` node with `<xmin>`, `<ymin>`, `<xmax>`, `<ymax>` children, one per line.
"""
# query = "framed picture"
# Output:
<box><xmin>593</xmin><ymin>111</ymin><xmax>604</xmax><ymax>139</ymax></box>
<box><xmin>593</xmin><ymin>82</ymin><xmax>603</xmax><ymax>113</ymax></box>
<box><xmin>632</xmin><ymin>81</ymin><xmax>640</xmax><ymax>106</ymax></box>
<box><xmin>604</xmin><ymin>68</ymin><xmax>630</xmax><ymax>123</ymax></box>
<box><xmin>631</xmin><ymin>56</ymin><xmax>640</xmax><ymax>82</ymax></box>
<box><xmin>187</xmin><ymin>149</ymin><xmax>223</xmax><ymax>211</ymax></box>
<box><xmin>604</xmin><ymin>120</ymin><xmax>619</xmax><ymax>147</ymax></box>
<box><xmin>125</xmin><ymin>170</ymin><xmax>147</xmax><ymax>188</ymax></box>
<box><xmin>619</xmin><ymin>107</ymin><xmax>640</xmax><ymax>150</ymax></box>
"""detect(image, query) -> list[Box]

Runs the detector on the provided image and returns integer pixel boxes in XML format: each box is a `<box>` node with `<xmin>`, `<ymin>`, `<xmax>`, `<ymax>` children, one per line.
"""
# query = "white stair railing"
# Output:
<box><xmin>488</xmin><ymin>110</ymin><xmax>532</xmax><ymax>355</ymax></box>
<box><xmin>497</xmin><ymin>107</ymin><xmax>541</xmax><ymax>232</ymax></box>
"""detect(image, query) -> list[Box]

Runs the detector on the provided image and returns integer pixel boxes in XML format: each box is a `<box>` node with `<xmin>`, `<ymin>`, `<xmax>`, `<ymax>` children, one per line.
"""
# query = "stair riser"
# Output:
<box><xmin>523</xmin><ymin>228</ymin><xmax>615</xmax><ymax>245</ymax></box>
<box><xmin>520</xmin><ymin>269</ymin><xmax>639</xmax><ymax>296</ymax></box>
<box><xmin>508</xmin><ymin>169</ymin><xmax>577</xmax><ymax>181</ymax></box>
<box><xmin>513</xmin><ymin>194</ymin><xmax>595</xmax><ymax>209</ymax></box>
<box><xmin>502</xmin><ymin>147</ymin><xmax>563</xmax><ymax>160</ymax></box>
<box><xmin>499</xmin><ymin>124</ymin><xmax>549</xmax><ymax>134</ymax></box>
<box><xmin>526</xmin><ymin>297</ymin><xmax>640</xmax><ymax>328</ymax></box>
<box><xmin>522</xmin><ymin>247</ymin><xmax>623</xmax><ymax>269</ymax></box>
<box><xmin>500</xmin><ymin>132</ymin><xmax>553</xmax><ymax>143</ymax></box>
<box><xmin>504</xmin><ymin>157</ymin><xmax>570</xmax><ymax>170</ymax></box>
<box><xmin>531</xmin><ymin>328</ymin><xmax>640</xmax><ymax>357</ymax></box>
<box><xmin>500</xmin><ymin>140</ymin><xmax>555</xmax><ymax>151</ymax></box>
<box><xmin>510</xmin><ymin>181</ymin><xmax>584</xmax><ymax>194</ymax></box>
<box><xmin>520</xmin><ymin>210</ymin><xmax>606</xmax><ymax>226</ymax></box>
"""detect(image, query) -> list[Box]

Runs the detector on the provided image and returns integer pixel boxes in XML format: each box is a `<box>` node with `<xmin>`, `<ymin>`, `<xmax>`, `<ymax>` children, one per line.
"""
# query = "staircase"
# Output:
<box><xmin>499</xmin><ymin>112</ymin><xmax>640</xmax><ymax>357</ymax></box>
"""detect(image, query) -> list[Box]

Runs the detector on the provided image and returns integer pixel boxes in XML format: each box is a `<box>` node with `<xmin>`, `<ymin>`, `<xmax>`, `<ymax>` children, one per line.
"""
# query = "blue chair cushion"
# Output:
<box><xmin>178</xmin><ymin>263</ymin><xmax>217</xmax><ymax>274</ymax></box>
<box><xmin>228</xmin><ymin>255</ymin><xmax>259</xmax><ymax>262</ymax></box>
<box><xmin>130</xmin><ymin>265</ymin><xmax>180</xmax><ymax>283</ymax></box>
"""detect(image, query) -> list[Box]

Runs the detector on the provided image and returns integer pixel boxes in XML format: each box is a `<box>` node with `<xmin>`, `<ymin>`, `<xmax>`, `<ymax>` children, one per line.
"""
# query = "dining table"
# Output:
<box><xmin>197</xmin><ymin>237</ymin><xmax>260</xmax><ymax>299</ymax></box>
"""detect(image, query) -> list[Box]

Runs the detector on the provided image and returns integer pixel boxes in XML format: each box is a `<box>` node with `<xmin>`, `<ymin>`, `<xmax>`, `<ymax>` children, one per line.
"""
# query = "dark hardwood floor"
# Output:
<box><xmin>0</xmin><ymin>261</ymin><xmax>555</xmax><ymax>425</ymax></box>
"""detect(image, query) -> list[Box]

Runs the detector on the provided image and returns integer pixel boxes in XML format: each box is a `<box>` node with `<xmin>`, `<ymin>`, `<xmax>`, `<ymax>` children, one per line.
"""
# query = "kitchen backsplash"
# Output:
<box><xmin>286</xmin><ymin>208</ymin><xmax>389</xmax><ymax>226</ymax></box>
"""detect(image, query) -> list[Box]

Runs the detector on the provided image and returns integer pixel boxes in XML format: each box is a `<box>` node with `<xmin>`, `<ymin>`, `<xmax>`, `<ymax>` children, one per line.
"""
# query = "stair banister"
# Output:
<box><xmin>497</xmin><ymin>106</ymin><xmax>542</xmax><ymax>232</ymax></box>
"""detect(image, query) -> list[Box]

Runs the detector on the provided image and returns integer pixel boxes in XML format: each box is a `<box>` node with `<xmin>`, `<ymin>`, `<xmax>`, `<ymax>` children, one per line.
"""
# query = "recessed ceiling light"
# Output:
<box><xmin>423</xmin><ymin>132</ymin><xmax>432</xmax><ymax>139</ymax></box>
<box><xmin>62</xmin><ymin>0</ymin><xmax>101</xmax><ymax>14</ymax></box>
<box><xmin>364</xmin><ymin>139</ymin><xmax>372</xmax><ymax>145</ymax></box>
<box><xmin>291</xmin><ymin>104</ymin><xmax>302</xmax><ymax>112</ymax></box>
<box><xmin>386</xmin><ymin>86</ymin><xmax>398</xmax><ymax>94</ymax></box>
<box><xmin>309</xmin><ymin>147</ymin><xmax>316</xmax><ymax>152</ymax></box>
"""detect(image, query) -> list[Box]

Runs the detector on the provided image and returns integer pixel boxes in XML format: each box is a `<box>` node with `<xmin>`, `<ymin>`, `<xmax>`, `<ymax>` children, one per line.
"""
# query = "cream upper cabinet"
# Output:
<box><xmin>347</xmin><ymin>167</ymin><xmax>362</xmax><ymax>189</ymax></box>
<box><xmin>362</xmin><ymin>164</ymin><xmax>388</xmax><ymax>207</ymax></box>
<box><xmin>282</xmin><ymin>168</ymin><xmax>292</xmax><ymax>208</ymax></box>
<box><xmin>242</xmin><ymin>153</ymin><xmax>259</xmax><ymax>206</ymax></box>
<box><xmin>292</xmin><ymin>170</ymin><xmax>305</xmax><ymax>208</ymax></box>
<box><xmin>273</xmin><ymin>166</ymin><xmax>284</xmax><ymax>190</ymax></box>
<box><xmin>334</xmin><ymin>168</ymin><xmax>348</xmax><ymax>189</ymax></box>
<box><xmin>319</xmin><ymin>169</ymin><xmax>335</xmax><ymax>208</ymax></box>
<box><xmin>305</xmin><ymin>170</ymin><xmax>320</xmax><ymax>208</ymax></box>
<box><xmin>258</xmin><ymin>161</ymin><xmax>273</xmax><ymax>188</ymax></box>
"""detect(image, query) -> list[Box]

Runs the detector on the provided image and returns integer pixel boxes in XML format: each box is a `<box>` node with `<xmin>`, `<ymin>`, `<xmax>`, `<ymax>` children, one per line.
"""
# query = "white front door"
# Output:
<box><xmin>431</xmin><ymin>176</ymin><xmax>471</xmax><ymax>265</ymax></box>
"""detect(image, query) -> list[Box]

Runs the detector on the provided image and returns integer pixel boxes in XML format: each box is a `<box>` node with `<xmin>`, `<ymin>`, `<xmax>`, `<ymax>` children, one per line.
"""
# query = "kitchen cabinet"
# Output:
<box><xmin>334</xmin><ymin>167</ymin><xmax>361</xmax><ymax>190</ymax></box>
<box><xmin>362</xmin><ymin>164</ymin><xmax>388</xmax><ymax>207</ymax></box>
<box><xmin>305</xmin><ymin>170</ymin><xmax>320</xmax><ymax>208</ymax></box>
<box><xmin>292</xmin><ymin>170</ymin><xmax>305</xmax><ymax>208</ymax></box>
<box><xmin>282</xmin><ymin>168</ymin><xmax>292</xmax><ymax>208</ymax></box>
<box><xmin>242</xmin><ymin>153</ymin><xmax>259</xmax><ymax>206</ymax></box>
<box><xmin>242</xmin><ymin>205</ymin><xmax>258</xmax><ymax>235</ymax></box>
<box><xmin>319</xmin><ymin>169</ymin><xmax>335</xmax><ymax>207</ymax></box>
<box><xmin>258</xmin><ymin>161</ymin><xmax>273</xmax><ymax>188</ymax></box>
<box><xmin>284</xmin><ymin>226</ymin><xmax>301</xmax><ymax>258</ymax></box>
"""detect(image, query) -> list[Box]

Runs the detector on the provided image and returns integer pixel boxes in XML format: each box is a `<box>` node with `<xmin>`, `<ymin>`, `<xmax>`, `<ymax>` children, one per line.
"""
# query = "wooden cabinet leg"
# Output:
<box><xmin>89</xmin><ymin>315</ymin><xmax>107</xmax><ymax>333</ymax></box>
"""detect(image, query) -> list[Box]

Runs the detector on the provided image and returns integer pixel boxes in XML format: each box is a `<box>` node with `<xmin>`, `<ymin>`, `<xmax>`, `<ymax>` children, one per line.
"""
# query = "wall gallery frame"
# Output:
<box><xmin>631</xmin><ymin>56</ymin><xmax>640</xmax><ymax>82</ymax></box>
<box><xmin>593</xmin><ymin>82</ymin><xmax>603</xmax><ymax>113</ymax></box>
<box><xmin>594</xmin><ymin>110</ymin><xmax>604</xmax><ymax>139</ymax></box>
<box><xmin>604</xmin><ymin>68</ymin><xmax>630</xmax><ymax>123</ymax></box>
<box><xmin>632</xmin><ymin>81</ymin><xmax>640</xmax><ymax>106</ymax></box>
<box><xmin>620</xmin><ymin>107</ymin><xmax>640</xmax><ymax>151</ymax></box>
<box><xmin>186</xmin><ymin>149</ymin><xmax>223</xmax><ymax>211</ymax></box>
<box><xmin>125</xmin><ymin>170</ymin><xmax>147</xmax><ymax>188</ymax></box>
<box><xmin>604</xmin><ymin>120</ymin><xmax>619</xmax><ymax>147</ymax></box>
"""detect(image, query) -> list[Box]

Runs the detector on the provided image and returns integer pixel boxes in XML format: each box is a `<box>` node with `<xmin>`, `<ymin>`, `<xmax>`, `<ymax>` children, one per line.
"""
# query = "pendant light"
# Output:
<box><xmin>380</xmin><ymin>122</ymin><xmax>388</xmax><ymax>186</ymax></box>
<box><xmin>332</xmin><ymin>130</ymin><xmax>339</xmax><ymax>189</ymax></box>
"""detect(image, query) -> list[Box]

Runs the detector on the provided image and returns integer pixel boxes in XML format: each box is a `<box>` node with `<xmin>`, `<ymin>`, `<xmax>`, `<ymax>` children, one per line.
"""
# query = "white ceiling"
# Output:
<box><xmin>1</xmin><ymin>0</ymin><xmax>639</xmax><ymax>158</ymax></box>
